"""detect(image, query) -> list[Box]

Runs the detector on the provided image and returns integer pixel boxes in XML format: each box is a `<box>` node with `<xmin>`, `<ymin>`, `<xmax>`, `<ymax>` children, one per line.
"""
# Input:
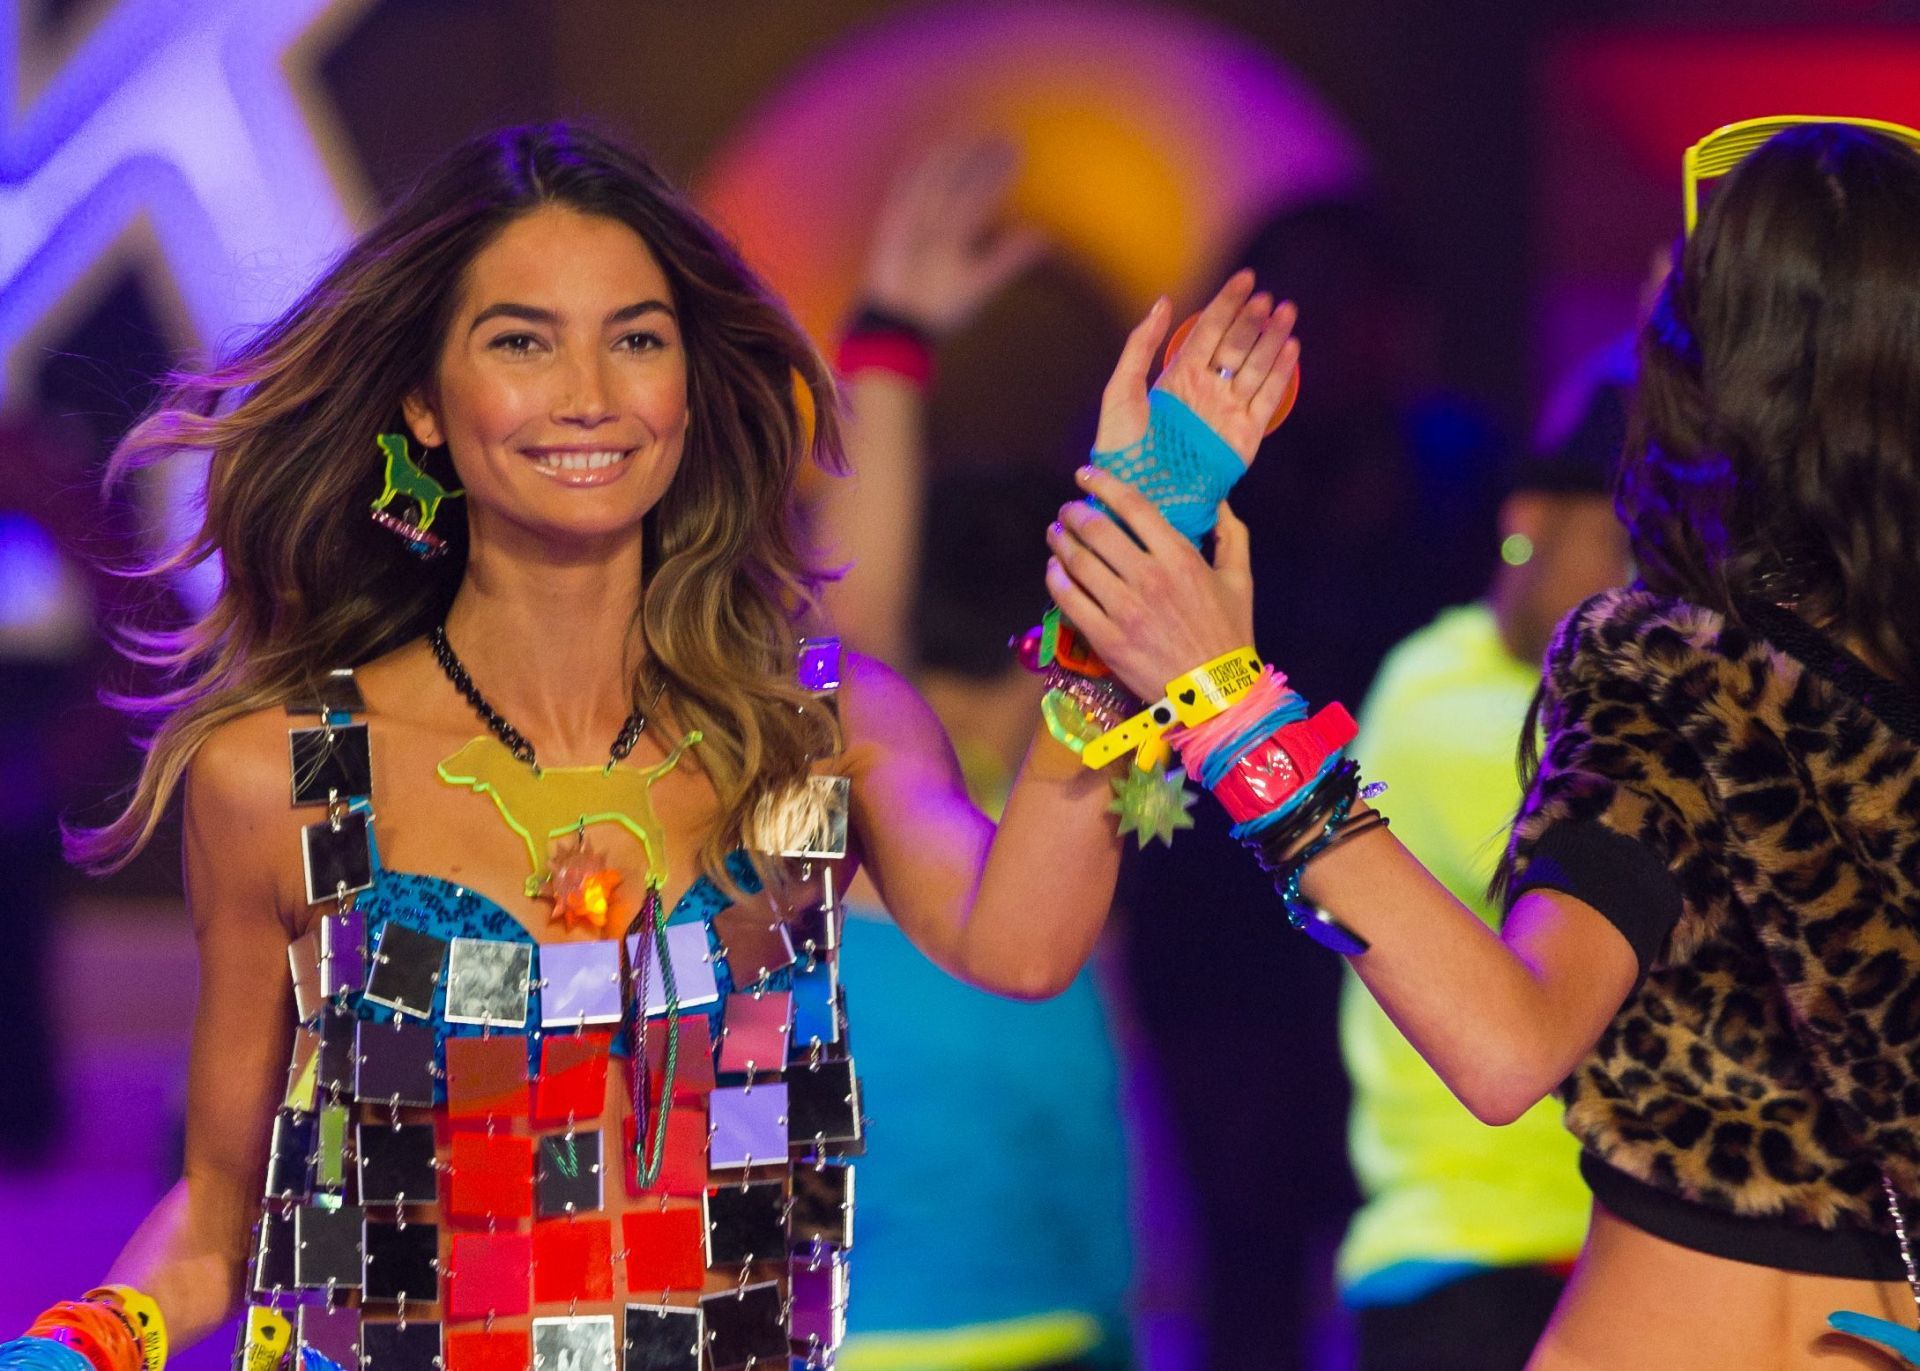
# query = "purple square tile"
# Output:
<box><xmin>708</xmin><ymin>1082</ymin><xmax>788</xmax><ymax>1169</ymax></box>
<box><xmin>539</xmin><ymin>940</ymin><xmax>624</xmax><ymax>1027</ymax></box>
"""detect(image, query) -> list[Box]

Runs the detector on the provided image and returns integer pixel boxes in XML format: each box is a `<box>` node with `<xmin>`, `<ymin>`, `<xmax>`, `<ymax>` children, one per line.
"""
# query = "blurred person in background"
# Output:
<box><xmin>1337</xmin><ymin>338</ymin><xmax>1635</xmax><ymax>1371</ymax></box>
<box><xmin>813</xmin><ymin>140</ymin><xmax>1135</xmax><ymax>1371</ymax></box>
<box><xmin>0</xmin><ymin>417</ymin><xmax>118</xmax><ymax>1168</ymax></box>
<box><xmin>1116</xmin><ymin>198</ymin><xmax>1504</xmax><ymax>1371</ymax></box>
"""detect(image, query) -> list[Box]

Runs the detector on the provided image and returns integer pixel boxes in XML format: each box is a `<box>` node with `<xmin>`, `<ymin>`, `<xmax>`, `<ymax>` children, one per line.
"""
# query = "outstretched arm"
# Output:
<box><xmin>1048</xmin><ymin>432</ymin><xmax>1640</xmax><ymax>1123</ymax></box>
<box><xmin>837</xmin><ymin>647</ymin><xmax>1109</xmax><ymax>999</ymax></box>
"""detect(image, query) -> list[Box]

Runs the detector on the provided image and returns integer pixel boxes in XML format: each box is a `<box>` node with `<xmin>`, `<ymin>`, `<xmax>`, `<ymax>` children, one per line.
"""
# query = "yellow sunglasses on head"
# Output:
<box><xmin>1683</xmin><ymin>114</ymin><xmax>1920</xmax><ymax>235</ymax></box>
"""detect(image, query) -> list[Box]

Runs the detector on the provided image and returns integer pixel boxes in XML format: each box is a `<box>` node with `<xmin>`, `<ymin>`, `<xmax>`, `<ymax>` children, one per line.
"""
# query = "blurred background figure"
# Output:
<box><xmin>812</xmin><ymin>139</ymin><xmax>1139</xmax><ymax>1371</ymax></box>
<box><xmin>1336</xmin><ymin>335</ymin><xmax>1637</xmax><ymax>1371</ymax></box>
<box><xmin>1115</xmin><ymin>194</ymin><xmax>1506</xmax><ymax>1371</ymax></box>
<box><xmin>0</xmin><ymin>419</ymin><xmax>99</xmax><ymax>1169</ymax></box>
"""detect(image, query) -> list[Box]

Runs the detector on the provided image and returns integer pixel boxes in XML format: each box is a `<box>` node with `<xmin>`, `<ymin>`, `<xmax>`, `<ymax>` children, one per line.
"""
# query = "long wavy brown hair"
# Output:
<box><xmin>69</xmin><ymin>123</ymin><xmax>843</xmax><ymax>885</ymax></box>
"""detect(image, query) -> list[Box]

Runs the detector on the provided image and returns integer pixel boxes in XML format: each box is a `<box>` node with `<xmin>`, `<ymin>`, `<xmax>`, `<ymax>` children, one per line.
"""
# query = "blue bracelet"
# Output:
<box><xmin>1091</xmin><ymin>389</ymin><xmax>1246</xmax><ymax>544</ymax></box>
<box><xmin>0</xmin><ymin>1338</ymin><xmax>95</xmax><ymax>1371</ymax></box>
<box><xmin>1196</xmin><ymin>697</ymin><xmax>1310</xmax><ymax>791</ymax></box>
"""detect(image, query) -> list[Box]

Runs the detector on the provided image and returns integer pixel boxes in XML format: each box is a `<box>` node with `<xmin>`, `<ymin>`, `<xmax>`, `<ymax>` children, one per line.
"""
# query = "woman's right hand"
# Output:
<box><xmin>1046</xmin><ymin>469</ymin><xmax>1255</xmax><ymax>703</ymax></box>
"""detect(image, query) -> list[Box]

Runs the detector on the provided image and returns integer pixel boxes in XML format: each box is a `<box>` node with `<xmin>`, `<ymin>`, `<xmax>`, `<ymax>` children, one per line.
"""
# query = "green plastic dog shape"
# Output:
<box><xmin>371</xmin><ymin>433</ymin><xmax>462</xmax><ymax>532</ymax></box>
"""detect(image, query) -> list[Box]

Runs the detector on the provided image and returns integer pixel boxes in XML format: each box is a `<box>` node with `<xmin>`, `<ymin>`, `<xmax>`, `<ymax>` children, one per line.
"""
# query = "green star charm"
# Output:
<box><xmin>1109</xmin><ymin>763</ymin><xmax>1198</xmax><ymax>848</ymax></box>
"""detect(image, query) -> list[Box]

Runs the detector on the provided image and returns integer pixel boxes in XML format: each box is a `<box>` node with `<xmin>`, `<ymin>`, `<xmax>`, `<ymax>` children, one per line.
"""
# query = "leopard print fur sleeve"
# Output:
<box><xmin>1503</xmin><ymin>587</ymin><xmax>1920</xmax><ymax>1226</ymax></box>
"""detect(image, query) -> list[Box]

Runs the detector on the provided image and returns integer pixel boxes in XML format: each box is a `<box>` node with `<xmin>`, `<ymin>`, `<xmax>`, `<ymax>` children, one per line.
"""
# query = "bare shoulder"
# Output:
<box><xmin>185</xmin><ymin>703</ymin><xmax>306</xmax><ymax>932</ymax></box>
<box><xmin>837</xmin><ymin>649</ymin><xmax>948</xmax><ymax>751</ymax></box>
<box><xmin>837</xmin><ymin>648</ymin><xmax>915</xmax><ymax>706</ymax></box>
<box><xmin>834</xmin><ymin>648</ymin><xmax>967</xmax><ymax>803</ymax></box>
<box><xmin>185</xmin><ymin>638</ymin><xmax>436</xmax><ymax>855</ymax></box>
<box><xmin>188</xmin><ymin>703</ymin><xmax>297</xmax><ymax>820</ymax></box>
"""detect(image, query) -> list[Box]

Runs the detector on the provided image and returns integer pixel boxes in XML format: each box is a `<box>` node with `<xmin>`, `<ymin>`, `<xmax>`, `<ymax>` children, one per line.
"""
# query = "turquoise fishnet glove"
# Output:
<box><xmin>1091</xmin><ymin>388</ymin><xmax>1247</xmax><ymax>544</ymax></box>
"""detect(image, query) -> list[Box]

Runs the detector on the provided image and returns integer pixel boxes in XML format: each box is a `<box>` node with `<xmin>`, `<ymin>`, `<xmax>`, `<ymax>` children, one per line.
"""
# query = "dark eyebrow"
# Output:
<box><xmin>608</xmin><ymin>300</ymin><xmax>676</xmax><ymax>326</ymax></box>
<box><xmin>467</xmin><ymin>299</ymin><xmax>676</xmax><ymax>336</ymax></box>
<box><xmin>468</xmin><ymin>303</ymin><xmax>557</xmax><ymax>335</ymax></box>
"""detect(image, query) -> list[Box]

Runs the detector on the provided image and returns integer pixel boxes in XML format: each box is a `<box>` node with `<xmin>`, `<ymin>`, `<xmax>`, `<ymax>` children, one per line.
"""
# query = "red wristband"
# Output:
<box><xmin>834</xmin><ymin>331</ymin><xmax>934</xmax><ymax>389</ymax></box>
<box><xmin>1211</xmin><ymin>732</ymin><xmax>1304</xmax><ymax>823</ymax></box>
<box><xmin>1209</xmin><ymin>703</ymin><xmax>1358</xmax><ymax>824</ymax></box>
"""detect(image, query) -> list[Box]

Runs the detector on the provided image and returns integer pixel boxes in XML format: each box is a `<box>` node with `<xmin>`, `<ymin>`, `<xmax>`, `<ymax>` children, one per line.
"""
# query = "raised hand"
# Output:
<box><xmin>1092</xmin><ymin>270</ymin><xmax>1300</xmax><ymax>466</ymax></box>
<box><xmin>861</xmin><ymin>136</ymin><xmax>1049</xmax><ymax>338</ymax></box>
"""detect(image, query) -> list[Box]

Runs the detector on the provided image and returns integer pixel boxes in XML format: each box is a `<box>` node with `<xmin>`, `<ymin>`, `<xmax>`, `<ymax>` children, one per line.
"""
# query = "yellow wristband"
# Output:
<box><xmin>1082</xmin><ymin>700</ymin><xmax>1175</xmax><ymax>771</ymax></box>
<box><xmin>1081</xmin><ymin>648</ymin><xmax>1261</xmax><ymax>771</ymax></box>
<box><xmin>84</xmin><ymin>1286</ymin><xmax>167</xmax><ymax>1371</ymax></box>
<box><xmin>240</xmin><ymin>1306</ymin><xmax>290</xmax><ymax>1371</ymax></box>
<box><xmin>1163</xmin><ymin>647</ymin><xmax>1262</xmax><ymax>727</ymax></box>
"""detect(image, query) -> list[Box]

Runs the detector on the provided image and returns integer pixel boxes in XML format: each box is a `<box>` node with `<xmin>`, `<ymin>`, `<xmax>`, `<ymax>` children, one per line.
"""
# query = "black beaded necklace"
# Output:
<box><xmin>428</xmin><ymin>624</ymin><xmax>655</xmax><ymax>771</ymax></box>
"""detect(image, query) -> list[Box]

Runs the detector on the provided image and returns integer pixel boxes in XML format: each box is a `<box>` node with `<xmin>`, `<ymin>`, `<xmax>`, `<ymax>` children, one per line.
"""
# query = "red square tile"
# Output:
<box><xmin>445</xmin><ymin>1035</ymin><xmax>530</xmax><ymax>1122</ymax></box>
<box><xmin>445</xmin><ymin>1231</ymin><xmax>531</xmax><ymax>1320</ymax></box>
<box><xmin>447</xmin><ymin>1132</ymin><xmax>534</xmax><ymax>1220</ymax></box>
<box><xmin>644</xmin><ymin>1015</ymin><xmax>716</xmax><ymax>1100</ymax></box>
<box><xmin>623</xmin><ymin>1101</ymin><xmax>708</xmax><ymax>1197</ymax></box>
<box><xmin>621</xmin><ymin>1203</ymin><xmax>708</xmax><ymax>1291</ymax></box>
<box><xmin>446</xmin><ymin>1328</ymin><xmax>530</xmax><ymax>1371</ymax></box>
<box><xmin>531</xmin><ymin>1216</ymin><xmax>613</xmax><ymax>1303</ymax></box>
<box><xmin>533</xmin><ymin>1032</ymin><xmax>612</xmax><ymax>1124</ymax></box>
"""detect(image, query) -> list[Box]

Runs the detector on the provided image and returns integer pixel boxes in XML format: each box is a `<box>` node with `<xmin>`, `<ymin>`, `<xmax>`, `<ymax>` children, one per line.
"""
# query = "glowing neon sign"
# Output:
<box><xmin>0</xmin><ymin>0</ymin><xmax>370</xmax><ymax>404</ymax></box>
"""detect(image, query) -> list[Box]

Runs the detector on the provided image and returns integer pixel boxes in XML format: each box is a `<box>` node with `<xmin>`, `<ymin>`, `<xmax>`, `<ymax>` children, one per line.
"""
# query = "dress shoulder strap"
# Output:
<box><xmin>285</xmin><ymin>667</ymin><xmax>376</xmax><ymax>908</ymax></box>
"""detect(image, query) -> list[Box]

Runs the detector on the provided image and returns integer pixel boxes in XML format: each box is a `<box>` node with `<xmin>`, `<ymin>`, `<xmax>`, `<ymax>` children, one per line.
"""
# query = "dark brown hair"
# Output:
<box><xmin>1623</xmin><ymin>122</ymin><xmax>1920</xmax><ymax>685</ymax></box>
<box><xmin>70</xmin><ymin>123</ymin><xmax>842</xmax><ymax>882</ymax></box>
<box><xmin>1497</xmin><ymin>123</ymin><xmax>1920</xmax><ymax>903</ymax></box>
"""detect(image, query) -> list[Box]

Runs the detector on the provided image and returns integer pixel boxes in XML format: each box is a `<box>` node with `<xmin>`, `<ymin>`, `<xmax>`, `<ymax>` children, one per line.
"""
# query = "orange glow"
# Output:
<box><xmin>554</xmin><ymin>865</ymin><xmax>626</xmax><ymax>932</ymax></box>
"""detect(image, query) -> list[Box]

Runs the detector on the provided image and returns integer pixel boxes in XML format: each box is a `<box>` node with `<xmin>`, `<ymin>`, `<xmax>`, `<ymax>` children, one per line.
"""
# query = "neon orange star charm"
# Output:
<box><xmin>540</xmin><ymin>834</ymin><xmax>630</xmax><ymax>932</ymax></box>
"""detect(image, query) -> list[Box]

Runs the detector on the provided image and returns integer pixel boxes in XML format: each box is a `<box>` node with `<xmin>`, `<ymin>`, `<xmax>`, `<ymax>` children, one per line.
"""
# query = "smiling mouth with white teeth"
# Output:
<box><xmin>525</xmin><ymin>447</ymin><xmax>637</xmax><ymax>485</ymax></box>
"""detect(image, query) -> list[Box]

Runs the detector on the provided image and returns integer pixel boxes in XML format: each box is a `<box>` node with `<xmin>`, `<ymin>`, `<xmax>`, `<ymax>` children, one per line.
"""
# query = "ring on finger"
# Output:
<box><xmin>1216</xmin><ymin>364</ymin><xmax>1235</xmax><ymax>381</ymax></box>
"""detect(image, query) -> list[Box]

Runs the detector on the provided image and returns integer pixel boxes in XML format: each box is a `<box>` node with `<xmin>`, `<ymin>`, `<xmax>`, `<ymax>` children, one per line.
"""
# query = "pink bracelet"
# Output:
<box><xmin>1166</xmin><ymin>666</ymin><xmax>1293</xmax><ymax>777</ymax></box>
<box><xmin>835</xmin><ymin>331</ymin><xmax>934</xmax><ymax>389</ymax></box>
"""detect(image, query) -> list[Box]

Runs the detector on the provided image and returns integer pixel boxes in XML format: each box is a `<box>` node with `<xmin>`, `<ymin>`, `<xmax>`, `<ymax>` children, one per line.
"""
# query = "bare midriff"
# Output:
<box><xmin>1529</xmin><ymin>1204</ymin><xmax>1914</xmax><ymax>1370</ymax></box>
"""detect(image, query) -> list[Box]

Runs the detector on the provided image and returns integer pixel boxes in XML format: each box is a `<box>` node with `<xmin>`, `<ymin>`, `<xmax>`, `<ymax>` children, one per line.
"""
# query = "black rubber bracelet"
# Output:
<box><xmin>842</xmin><ymin>303</ymin><xmax>936</xmax><ymax>347</ymax></box>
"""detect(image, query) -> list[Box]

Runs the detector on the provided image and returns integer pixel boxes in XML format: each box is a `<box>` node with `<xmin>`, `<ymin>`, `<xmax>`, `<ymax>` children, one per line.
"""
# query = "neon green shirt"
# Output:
<box><xmin>1337</xmin><ymin>603</ymin><xmax>1590</xmax><ymax>1293</ymax></box>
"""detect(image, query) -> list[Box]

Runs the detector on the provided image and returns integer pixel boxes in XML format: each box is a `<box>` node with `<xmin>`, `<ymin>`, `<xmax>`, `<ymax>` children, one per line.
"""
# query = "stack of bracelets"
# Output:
<box><xmin>1016</xmin><ymin>616</ymin><xmax>1145</xmax><ymax>761</ymax></box>
<box><xmin>1011</xmin><ymin>333</ymin><xmax>1381</xmax><ymax>952</ymax></box>
<box><xmin>1164</xmin><ymin>666</ymin><xmax>1382</xmax><ymax>954</ymax></box>
<box><xmin>2</xmin><ymin>1287</ymin><xmax>166</xmax><ymax>1371</ymax></box>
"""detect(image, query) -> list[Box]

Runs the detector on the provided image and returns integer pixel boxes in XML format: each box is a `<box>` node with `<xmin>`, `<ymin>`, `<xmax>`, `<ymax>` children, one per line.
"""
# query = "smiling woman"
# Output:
<box><xmin>16</xmin><ymin>122</ymin><xmax>1247</xmax><ymax>1368</ymax></box>
<box><xmin>73</xmin><ymin>126</ymin><xmax>840</xmax><ymax>891</ymax></box>
<box><xmin>403</xmin><ymin>210</ymin><xmax>693</xmax><ymax>536</ymax></box>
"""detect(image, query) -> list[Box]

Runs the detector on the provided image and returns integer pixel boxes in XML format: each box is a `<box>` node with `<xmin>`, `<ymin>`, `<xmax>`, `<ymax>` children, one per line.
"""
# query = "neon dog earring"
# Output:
<box><xmin>1683</xmin><ymin>114</ymin><xmax>1920</xmax><ymax>236</ymax></box>
<box><xmin>369</xmin><ymin>432</ymin><xmax>463</xmax><ymax>559</ymax></box>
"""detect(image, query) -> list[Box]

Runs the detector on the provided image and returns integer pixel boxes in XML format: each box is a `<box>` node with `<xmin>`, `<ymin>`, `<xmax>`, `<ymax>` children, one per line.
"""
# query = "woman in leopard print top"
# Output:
<box><xmin>1052</xmin><ymin>123</ymin><xmax>1920</xmax><ymax>1369</ymax></box>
